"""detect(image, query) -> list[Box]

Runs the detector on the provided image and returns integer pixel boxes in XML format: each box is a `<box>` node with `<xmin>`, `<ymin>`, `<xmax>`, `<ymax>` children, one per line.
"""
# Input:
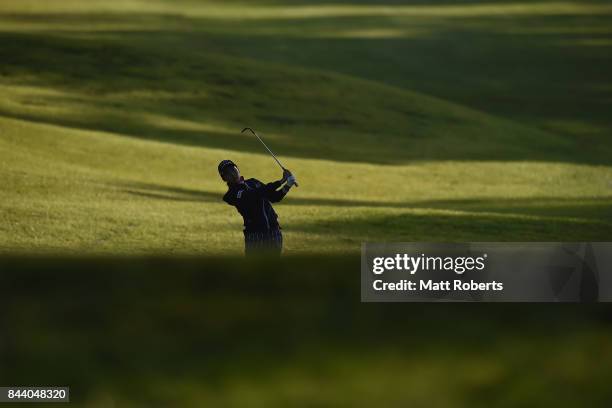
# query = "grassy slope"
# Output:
<box><xmin>1</xmin><ymin>3</ymin><xmax>612</xmax><ymax>406</ymax></box>
<box><xmin>0</xmin><ymin>0</ymin><xmax>611</xmax><ymax>254</ymax></box>
<box><xmin>2</xmin><ymin>116</ymin><xmax>610</xmax><ymax>254</ymax></box>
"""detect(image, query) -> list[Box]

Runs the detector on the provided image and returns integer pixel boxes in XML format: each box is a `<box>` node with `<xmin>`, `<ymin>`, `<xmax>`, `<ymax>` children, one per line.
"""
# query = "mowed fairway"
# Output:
<box><xmin>1</xmin><ymin>0</ymin><xmax>611</xmax><ymax>254</ymax></box>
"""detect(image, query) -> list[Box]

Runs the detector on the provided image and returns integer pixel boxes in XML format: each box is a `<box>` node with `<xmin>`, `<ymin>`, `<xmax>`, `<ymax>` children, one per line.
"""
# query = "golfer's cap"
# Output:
<box><xmin>218</xmin><ymin>159</ymin><xmax>237</xmax><ymax>175</ymax></box>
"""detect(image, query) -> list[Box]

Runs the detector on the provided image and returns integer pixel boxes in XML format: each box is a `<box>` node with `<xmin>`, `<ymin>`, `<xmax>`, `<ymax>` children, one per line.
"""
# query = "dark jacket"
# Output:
<box><xmin>223</xmin><ymin>178</ymin><xmax>288</xmax><ymax>232</ymax></box>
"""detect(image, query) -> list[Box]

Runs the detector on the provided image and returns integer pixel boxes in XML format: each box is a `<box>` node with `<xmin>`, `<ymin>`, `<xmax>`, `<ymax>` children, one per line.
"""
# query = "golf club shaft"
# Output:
<box><xmin>242</xmin><ymin>127</ymin><xmax>298</xmax><ymax>187</ymax></box>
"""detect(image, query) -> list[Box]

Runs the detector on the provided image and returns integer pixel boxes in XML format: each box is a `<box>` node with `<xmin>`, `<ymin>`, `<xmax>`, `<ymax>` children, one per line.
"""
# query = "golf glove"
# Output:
<box><xmin>287</xmin><ymin>175</ymin><xmax>297</xmax><ymax>186</ymax></box>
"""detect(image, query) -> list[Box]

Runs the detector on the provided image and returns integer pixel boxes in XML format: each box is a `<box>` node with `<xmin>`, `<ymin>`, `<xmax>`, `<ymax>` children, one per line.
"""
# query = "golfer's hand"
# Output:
<box><xmin>282</xmin><ymin>168</ymin><xmax>292</xmax><ymax>182</ymax></box>
<box><xmin>287</xmin><ymin>175</ymin><xmax>297</xmax><ymax>187</ymax></box>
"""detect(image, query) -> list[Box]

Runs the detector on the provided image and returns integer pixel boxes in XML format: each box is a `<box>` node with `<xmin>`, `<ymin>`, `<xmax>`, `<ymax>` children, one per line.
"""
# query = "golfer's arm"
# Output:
<box><xmin>266</xmin><ymin>181</ymin><xmax>290</xmax><ymax>203</ymax></box>
<box><xmin>265</xmin><ymin>180</ymin><xmax>283</xmax><ymax>190</ymax></box>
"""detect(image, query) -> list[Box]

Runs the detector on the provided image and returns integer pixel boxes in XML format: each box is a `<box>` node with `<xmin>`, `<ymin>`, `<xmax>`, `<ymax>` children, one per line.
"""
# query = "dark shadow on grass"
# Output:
<box><xmin>289</xmin><ymin>210</ymin><xmax>612</xmax><ymax>242</ymax></box>
<box><xmin>1</xmin><ymin>254</ymin><xmax>611</xmax><ymax>404</ymax></box>
<box><xmin>123</xmin><ymin>189</ymin><xmax>210</xmax><ymax>203</ymax></box>
<box><xmin>119</xmin><ymin>181</ymin><xmax>612</xmax><ymax>223</ymax></box>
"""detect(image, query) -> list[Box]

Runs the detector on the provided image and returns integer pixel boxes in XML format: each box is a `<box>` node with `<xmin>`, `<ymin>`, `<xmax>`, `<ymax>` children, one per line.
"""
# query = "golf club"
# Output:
<box><xmin>242</xmin><ymin>127</ymin><xmax>298</xmax><ymax>187</ymax></box>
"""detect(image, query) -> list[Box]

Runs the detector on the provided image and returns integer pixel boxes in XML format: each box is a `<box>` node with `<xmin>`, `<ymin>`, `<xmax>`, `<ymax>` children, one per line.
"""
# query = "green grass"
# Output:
<box><xmin>1</xmin><ymin>3</ymin><xmax>612</xmax><ymax>405</ymax></box>
<box><xmin>3</xmin><ymin>257</ymin><xmax>612</xmax><ymax>407</ymax></box>
<box><xmin>1</xmin><ymin>0</ymin><xmax>611</xmax><ymax>254</ymax></box>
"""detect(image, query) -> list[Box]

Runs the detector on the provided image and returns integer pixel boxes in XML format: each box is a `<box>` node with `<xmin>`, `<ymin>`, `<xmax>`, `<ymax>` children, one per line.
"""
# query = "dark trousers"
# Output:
<box><xmin>244</xmin><ymin>229</ymin><xmax>283</xmax><ymax>256</ymax></box>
